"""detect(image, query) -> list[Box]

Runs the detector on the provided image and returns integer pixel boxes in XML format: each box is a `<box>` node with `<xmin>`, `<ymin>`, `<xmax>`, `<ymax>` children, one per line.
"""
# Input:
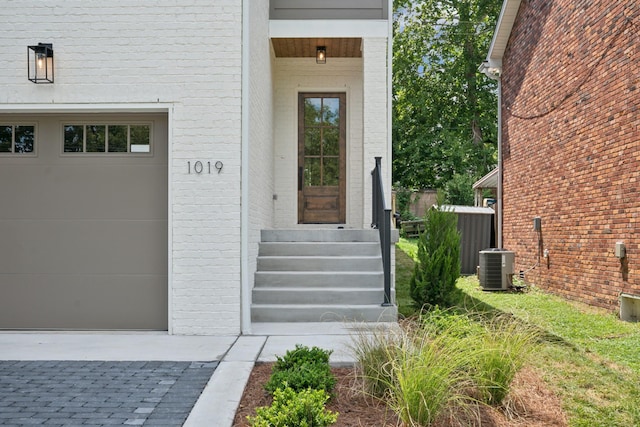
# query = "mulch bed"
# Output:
<box><xmin>232</xmin><ymin>363</ymin><xmax>567</xmax><ymax>427</ymax></box>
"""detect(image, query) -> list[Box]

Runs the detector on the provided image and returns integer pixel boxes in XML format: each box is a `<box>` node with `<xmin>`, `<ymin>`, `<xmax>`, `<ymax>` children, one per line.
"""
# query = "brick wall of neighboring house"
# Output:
<box><xmin>501</xmin><ymin>0</ymin><xmax>640</xmax><ymax>311</ymax></box>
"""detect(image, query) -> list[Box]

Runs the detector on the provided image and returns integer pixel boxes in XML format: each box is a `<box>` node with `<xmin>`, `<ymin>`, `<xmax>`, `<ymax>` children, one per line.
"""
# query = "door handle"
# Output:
<box><xmin>298</xmin><ymin>167</ymin><xmax>303</xmax><ymax>191</ymax></box>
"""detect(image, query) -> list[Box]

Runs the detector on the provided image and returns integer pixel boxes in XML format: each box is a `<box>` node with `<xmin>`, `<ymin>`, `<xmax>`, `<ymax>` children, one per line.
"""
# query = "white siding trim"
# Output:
<box><xmin>167</xmin><ymin>105</ymin><xmax>174</xmax><ymax>334</ymax></box>
<box><xmin>270</xmin><ymin>20</ymin><xmax>388</xmax><ymax>38</ymax></box>
<box><xmin>241</xmin><ymin>0</ymin><xmax>251</xmax><ymax>335</ymax></box>
<box><xmin>0</xmin><ymin>103</ymin><xmax>173</xmax><ymax>114</ymax></box>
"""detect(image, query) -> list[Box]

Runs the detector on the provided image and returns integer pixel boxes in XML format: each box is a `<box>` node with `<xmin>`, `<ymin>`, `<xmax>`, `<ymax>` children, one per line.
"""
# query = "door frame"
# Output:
<box><xmin>297</xmin><ymin>92</ymin><xmax>347</xmax><ymax>224</ymax></box>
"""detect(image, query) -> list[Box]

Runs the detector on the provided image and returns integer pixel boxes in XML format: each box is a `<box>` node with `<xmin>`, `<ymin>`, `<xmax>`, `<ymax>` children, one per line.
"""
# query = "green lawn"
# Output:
<box><xmin>395</xmin><ymin>238</ymin><xmax>640</xmax><ymax>426</ymax></box>
<box><xmin>395</xmin><ymin>247</ymin><xmax>416</xmax><ymax>318</ymax></box>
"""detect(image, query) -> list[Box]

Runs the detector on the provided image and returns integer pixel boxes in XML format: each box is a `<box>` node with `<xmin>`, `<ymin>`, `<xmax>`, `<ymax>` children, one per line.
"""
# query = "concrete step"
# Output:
<box><xmin>258</xmin><ymin>241</ymin><xmax>380</xmax><ymax>257</ymax></box>
<box><xmin>261</xmin><ymin>229</ymin><xmax>379</xmax><ymax>243</ymax></box>
<box><xmin>251</xmin><ymin>304</ymin><xmax>398</xmax><ymax>323</ymax></box>
<box><xmin>251</xmin><ymin>228</ymin><xmax>397</xmax><ymax>324</ymax></box>
<box><xmin>257</xmin><ymin>255</ymin><xmax>382</xmax><ymax>272</ymax></box>
<box><xmin>252</xmin><ymin>287</ymin><xmax>385</xmax><ymax>305</ymax></box>
<box><xmin>254</xmin><ymin>271</ymin><xmax>383</xmax><ymax>288</ymax></box>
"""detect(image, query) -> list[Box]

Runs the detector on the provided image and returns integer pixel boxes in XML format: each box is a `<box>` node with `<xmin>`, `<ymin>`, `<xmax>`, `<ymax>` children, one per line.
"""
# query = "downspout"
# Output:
<box><xmin>496</xmin><ymin>79</ymin><xmax>503</xmax><ymax>248</ymax></box>
<box><xmin>480</xmin><ymin>62</ymin><xmax>503</xmax><ymax>247</ymax></box>
<box><xmin>240</xmin><ymin>0</ymin><xmax>251</xmax><ymax>335</ymax></box>
<box><xmin>387</xmin><ymin>0</ymin><xmax>393</xmax><ymax>192</ymax></box>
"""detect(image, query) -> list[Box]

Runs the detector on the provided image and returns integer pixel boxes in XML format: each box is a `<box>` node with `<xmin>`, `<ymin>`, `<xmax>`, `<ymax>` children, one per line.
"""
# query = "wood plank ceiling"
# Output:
<box><xmin>271</xmin><ymin>38</ymin><xmax>362</xmax><ymax>58</ymax></box>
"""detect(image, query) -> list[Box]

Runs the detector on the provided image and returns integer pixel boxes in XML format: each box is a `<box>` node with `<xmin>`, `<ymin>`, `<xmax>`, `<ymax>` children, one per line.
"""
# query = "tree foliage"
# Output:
<box><xmin>393</xmin><ymin>0</ymin><xmax>501</xmax><ymax>204</ymax></box>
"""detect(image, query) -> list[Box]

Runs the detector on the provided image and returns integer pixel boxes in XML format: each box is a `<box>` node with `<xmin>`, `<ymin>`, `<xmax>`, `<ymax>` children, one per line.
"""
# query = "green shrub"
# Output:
<box><xmin>394</xmin><ymin>187</ymin><xmax>418</xmax><ymax>223</ymax></box>
<box><xmin>409</xmin><ymin>201</ymin><xmax>461</xmax><ymax>309</ymax></box>
<box><xmin>272</xmin><ymin>345</ymin><xmax>332</xmax><ymax>370</ymax></box>
<box><xmin>247</xmin><ymin>386</ymin><xmax>338</xmax><ymax>427</ymax></box>
<box><xmin>264</xmin><ymin>345</ymin><xmax>336</xmax><ymax>395</ymax></box>
<box><xmin>265</xmin><ymin>362</ymin><xmax>336</xmax><ymax>395</ymax></box>
<box><xmin>443</xmin><ymin>173</ymin><xmax>476</xmax><ymax>206</ymax></box>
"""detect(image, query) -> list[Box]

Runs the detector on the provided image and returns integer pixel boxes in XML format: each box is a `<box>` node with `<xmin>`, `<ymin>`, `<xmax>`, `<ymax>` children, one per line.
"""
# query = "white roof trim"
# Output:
<box><xmin>485</xmin><ymin>0</ymin><xmax>522</xmax><ymax>68</ymax></box>
<box><xmin>473</xmin><ymin>168</ymin><xmax>498</xmax><ymax>189</ymax></box>
<box><xmin>440</xmin><ymin>205</ymin><xmax>495</xmax><ymax>215</ymax></box>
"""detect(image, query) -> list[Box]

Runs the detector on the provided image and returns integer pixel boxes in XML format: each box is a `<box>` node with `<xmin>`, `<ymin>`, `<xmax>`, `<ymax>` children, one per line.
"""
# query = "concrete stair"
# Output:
<box><xmin>251</xmin><ymin>229</ymin><xmax>397</xmax><ymax>323</ymax></box>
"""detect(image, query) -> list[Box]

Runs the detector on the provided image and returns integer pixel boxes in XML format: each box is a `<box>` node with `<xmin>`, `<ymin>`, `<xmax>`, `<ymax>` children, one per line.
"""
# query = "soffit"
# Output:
<box><xmin>271</xmin><ymin>38</ymin><xmax>362</xmax><ymax>58</ymax></box>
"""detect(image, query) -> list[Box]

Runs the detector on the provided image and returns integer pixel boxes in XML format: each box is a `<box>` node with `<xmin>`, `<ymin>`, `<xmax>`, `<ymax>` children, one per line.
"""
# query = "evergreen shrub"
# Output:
<box><xmin>409</xmin><ymin>202</ymin><xmax>461</xmax><ymax>308</ymax></box>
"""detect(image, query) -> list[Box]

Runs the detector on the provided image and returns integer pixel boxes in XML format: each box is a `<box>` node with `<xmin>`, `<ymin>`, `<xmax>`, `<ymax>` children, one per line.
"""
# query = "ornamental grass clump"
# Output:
<box><xmin>351</xmin><ymin>318</ymin><xmax>478</xmax><ymax>426</ymax></box>
<box><xmin>351</xmin><ymin>309</ymin><xmax>539</xmax><ymax>425</ymax></box>
<box><xmin>389</xmin><ymin>330</ymin><xmax>477</xmax><ymax>426</ymax></box>
<box><xmin>349</xmin><ymin>325</ymin><xmax>403</xmax><ymax>399</ymax></box>
<box><xmin>471</xmin><ymin>316</ymin><xmax>539</xmax><ymax>406</ymax></box>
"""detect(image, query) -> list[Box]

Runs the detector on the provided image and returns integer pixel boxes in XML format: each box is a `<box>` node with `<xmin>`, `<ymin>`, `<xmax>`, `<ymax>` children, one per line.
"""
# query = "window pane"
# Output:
<box><xmin>64</xmin><ymin>125</ymin><xmax>84</xmax><ymax>152</ymax></box>
<box><xmin>130</xmin><ymin>125</ymin><xmax>150</xmax><ymax>153</ymax></box>
<box><xmin>304</xmin><ymin>128</ymin><xmax>321</xmax><ymax>156</ymax></box>
<box><xmin>323</xmin><ymin>128</ymin><xmax>339</xmax><ymax>156</ymax></box>
<box><xmin>108</xmin><ymin>125</ymin><xmax>127</xmax><ymax>152</ymax></box>
<box><xmin>14</xmin><ymin>126</ymin><xmax>34</xmax><ymax>153</ymax></box>
<box><xmin>0</xmin><ymin>126</ymin><xmax>11</xmax><ymax>152</ymax></box>
<box><xmin>86</xmin><ymin>125</ymin><xmax>105</xmax><ymax>152</ymax></box>
<box><xmin>304</xmin><ymin>157</ymin><xmax>321</xmax><ymax>187</ymax></box>
<box><xmin>323</xmin><ymin>157</ymin><xmax>339</xmax><ymax>186</ymax></box>
<box><xmin>304</xmin><ymin>98</ymin><xmax>322</xmax><ymax>126</ymax></box>
<box><xmin>322</xmin><ymin>98</ymin><xmax>340</xmax><ymax>126</ymax></box>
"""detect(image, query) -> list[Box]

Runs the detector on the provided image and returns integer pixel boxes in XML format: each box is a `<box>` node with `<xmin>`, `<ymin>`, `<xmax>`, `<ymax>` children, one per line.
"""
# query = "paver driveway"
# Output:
<box><xmin>0</xmin><ymin>360</ymin><xmax>218</xmax><ymax>426</ymax></box>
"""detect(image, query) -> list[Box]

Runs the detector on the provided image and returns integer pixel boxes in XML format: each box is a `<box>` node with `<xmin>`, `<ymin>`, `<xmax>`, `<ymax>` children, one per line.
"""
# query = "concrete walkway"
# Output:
<box><xmin>0</xmin><ymin>323</ymin><xmax>393</xmax><ymax>427</ymax></box>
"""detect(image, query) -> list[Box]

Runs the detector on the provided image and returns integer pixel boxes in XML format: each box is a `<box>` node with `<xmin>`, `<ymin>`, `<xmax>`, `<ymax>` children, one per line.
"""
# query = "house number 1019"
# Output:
<box><xmin>187</xmin><ymin>161</ymin><xmax>223</xmax><ymax>174</ymax></box>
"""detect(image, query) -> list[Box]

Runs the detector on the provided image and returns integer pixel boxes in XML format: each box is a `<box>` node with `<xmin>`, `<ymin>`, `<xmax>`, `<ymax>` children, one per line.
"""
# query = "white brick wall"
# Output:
<box><xmin>1</xmin><ymin>2</ymin><xmax>392</xmax><ymax>334</ymax></box>
<box><xmin>362</xmin><ymin>37</ymin><xmax>391</xmax><ymax>228</ymax></box>
<box><xmin>273</xmin><ymin>58</ymin><xmax>365</xmax><ymax>228</ymax></box>
<box><xmin>247</xmin><ymin>1</ymin><xmax>274</xmax><ymax>299</ymax></box>
<box><xmin>0</xmin><ymin>1</ymin><xmax>243</xmax><ymax>335</ymax></box>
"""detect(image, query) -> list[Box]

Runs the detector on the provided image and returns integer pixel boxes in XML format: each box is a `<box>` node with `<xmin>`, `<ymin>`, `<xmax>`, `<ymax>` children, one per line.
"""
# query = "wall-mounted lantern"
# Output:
<box><xmin>28</xmin><ymin>43</ymin><xmax>54</xmax><ymax>83</ymax></box>
<box><xmin>316</xmin><ymin>46</ymin><xmax>326</xmax><ymax>64</ymax></box>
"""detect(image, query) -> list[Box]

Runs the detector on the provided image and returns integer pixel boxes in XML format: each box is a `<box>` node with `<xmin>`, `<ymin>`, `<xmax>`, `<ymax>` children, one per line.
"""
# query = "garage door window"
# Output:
<box><xmin>64</xmin><ymin>124</ymin><xmax>151</xmax><ymax>153</ymax></box>
<box><xmin>0</xmin><ymin>125</ymin><xmax>35</xmax><ymax>154</ymax></box>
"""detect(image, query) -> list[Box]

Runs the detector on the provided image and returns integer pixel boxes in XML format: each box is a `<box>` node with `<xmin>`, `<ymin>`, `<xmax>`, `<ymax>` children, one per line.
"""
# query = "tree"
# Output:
<box><xmin>393</xmin><ymin>0</ymin><xmax>501</xmax><ymax>204</ymax></box>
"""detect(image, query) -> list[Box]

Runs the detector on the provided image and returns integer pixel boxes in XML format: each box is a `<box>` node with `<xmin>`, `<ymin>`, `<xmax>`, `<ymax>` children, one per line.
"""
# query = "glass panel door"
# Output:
<box><xmin>298</xmin><ymin>93</ymin><xmax>346</xmax><ymax>224</ymax></box>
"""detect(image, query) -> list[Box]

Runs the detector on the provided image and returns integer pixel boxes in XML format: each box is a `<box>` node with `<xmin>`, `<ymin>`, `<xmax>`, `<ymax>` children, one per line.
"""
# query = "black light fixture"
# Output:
<box><xmin>28</xmin><ymin>43</ymin><xmax>54</xmax><ymax>83</ymax></box>
<box><xmin>316</xmin><ymin>46</ymin><xmax>326</xmax><ymax>64</ymax></box>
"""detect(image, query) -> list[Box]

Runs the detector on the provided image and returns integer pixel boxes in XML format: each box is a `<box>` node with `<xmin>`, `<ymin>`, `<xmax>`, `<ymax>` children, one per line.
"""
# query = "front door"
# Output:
<box><xmin>298</xmin><ymin>93</ymin><xmax>346</xmax><ymax>224</ymax></box>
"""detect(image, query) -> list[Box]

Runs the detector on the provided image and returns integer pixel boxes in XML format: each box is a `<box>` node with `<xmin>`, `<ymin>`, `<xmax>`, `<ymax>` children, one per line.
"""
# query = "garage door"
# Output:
<box><xmin>0</xmin><ymin>113</ymin><xmax>168</xmax><ymax>330</ymax></box>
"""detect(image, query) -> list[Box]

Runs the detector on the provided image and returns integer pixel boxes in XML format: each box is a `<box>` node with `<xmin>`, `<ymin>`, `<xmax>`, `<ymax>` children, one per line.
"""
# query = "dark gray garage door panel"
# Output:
<box><xmin>0</xmin><ymin>275</ymin><xmax>166</xmax><ymax>330</ymax></box>
<box><xmin>0</xmin><ymin>113</ymin><xmax>168</xmax><ymax>330</ymax></box>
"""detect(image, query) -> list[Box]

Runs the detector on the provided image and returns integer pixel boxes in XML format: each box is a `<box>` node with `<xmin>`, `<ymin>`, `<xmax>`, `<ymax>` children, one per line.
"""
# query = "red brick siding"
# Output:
<box><xmin>501</xmin><ymin>0</ymin><xmax>640</xmax><ymax>312</ymax></box>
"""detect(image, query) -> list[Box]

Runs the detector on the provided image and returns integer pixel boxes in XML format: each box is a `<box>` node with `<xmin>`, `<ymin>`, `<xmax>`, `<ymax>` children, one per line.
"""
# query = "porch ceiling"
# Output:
<box><xmin>271</xmin><ymin>38</ymin><xmax>362</xmax><ymax>58</ymax></box>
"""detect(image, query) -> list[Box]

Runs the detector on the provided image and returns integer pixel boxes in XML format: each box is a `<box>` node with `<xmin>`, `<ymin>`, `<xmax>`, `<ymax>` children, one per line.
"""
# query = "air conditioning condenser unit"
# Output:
<box><xmin>479</xmin><ymin>249</ymin><xmax>515</xmax><ymax>290</ymax></box>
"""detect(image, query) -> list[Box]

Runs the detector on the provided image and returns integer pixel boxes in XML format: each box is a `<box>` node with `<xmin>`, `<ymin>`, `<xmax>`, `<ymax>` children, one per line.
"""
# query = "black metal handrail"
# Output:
<box><xmin>371</xmin><ymin>157</ymin><xmax>392</xmax><ymax>307</ymax></box>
